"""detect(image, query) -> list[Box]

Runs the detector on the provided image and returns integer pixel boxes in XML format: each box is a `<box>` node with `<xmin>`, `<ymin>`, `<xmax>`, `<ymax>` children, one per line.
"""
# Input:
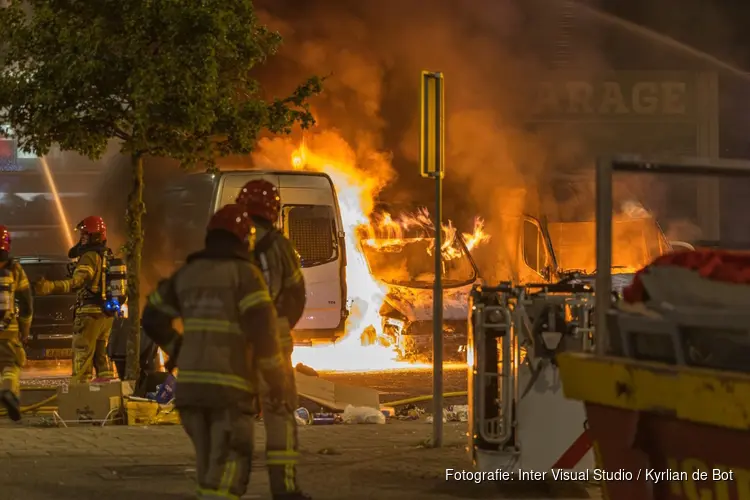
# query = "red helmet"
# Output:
<box><xmin>235</xmin><ymin>179</ymin><xmax>280</xmax><ymax>223</ymax></box>
<box><xmin>77</xmin><ymin>216</ymin><xmax>107</xmax><ymax>242</ymax></box>
<box><xmin>207</xmin><ymin>204</ymin><xmax>255</xmax><ymax>245</ymax></box>
<box><xmin>0</xmin><ymin>226</ymin><xmax>10</xmax><ymax>253</ymax></box>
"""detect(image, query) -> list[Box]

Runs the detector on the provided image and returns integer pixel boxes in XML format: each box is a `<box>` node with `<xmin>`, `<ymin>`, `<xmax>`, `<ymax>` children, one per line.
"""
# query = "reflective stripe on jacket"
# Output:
<box><xmin>50</xmin><ymin>250</ymin><xmax>104</xmax><ymax>314</ymax></box>
<box><xmin>254</xmin><ymin>226</ymin><xmax>306</xmax><ymax>350</ymax></box>
<box><xmin>0</xmin><ymin>261</ymin><xmax>31</xmax><ymax>340</ymax></box>
<box><xmin>144</xmin><ymin>254</ymin><xmax>281</xmax><ymax>411</ymax></box>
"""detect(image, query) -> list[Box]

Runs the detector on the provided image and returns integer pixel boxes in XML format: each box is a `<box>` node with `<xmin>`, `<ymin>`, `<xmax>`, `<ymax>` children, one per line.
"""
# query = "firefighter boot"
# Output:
<box><xmin>0</xmin><ymin>390</ymin><xmax>21</xmax><ymax>421</ymax></box>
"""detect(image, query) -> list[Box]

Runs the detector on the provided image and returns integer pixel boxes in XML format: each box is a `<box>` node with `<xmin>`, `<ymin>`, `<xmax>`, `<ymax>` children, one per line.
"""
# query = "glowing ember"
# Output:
<box><xmin>282</xmin><ymin>139</ymin><xmax>490</xmax><ymax>372</ymax></box>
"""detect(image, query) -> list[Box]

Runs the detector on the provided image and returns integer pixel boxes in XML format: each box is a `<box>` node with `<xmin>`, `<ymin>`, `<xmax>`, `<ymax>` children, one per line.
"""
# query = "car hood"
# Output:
<box><xmin>383</xmin><ymin>283</ymin><xmax>475</xmax><ymax>322</ymax></box>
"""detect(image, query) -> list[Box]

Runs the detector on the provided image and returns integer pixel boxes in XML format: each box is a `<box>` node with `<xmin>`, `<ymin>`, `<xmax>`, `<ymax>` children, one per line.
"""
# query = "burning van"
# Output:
<box><xmin>359</xmin><ymin>210</ymin><xmax>485</xmax><ymax>361</ymax></box>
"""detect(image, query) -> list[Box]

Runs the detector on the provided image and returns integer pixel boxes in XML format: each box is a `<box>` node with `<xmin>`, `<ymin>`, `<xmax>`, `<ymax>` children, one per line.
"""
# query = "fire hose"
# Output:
<box><xmin>0</xmin><ymin>387</ymin><xmax>58</xmax><ymax>417</ymax></box>
<box><xmin>383</xmin><ymin>391</ymin><xmax>467</xmax><ymax>407</ymax></box>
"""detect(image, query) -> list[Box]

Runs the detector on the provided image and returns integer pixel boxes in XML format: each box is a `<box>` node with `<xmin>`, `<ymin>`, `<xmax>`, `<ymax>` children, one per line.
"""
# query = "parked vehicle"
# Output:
<box><xmin>156</xmin><ymin>170</ymin><xmax>349</xmax><ymax>342</ymax></box>
<box><xmin>20</xmin><ymin>256</ymin><xmax>76</xmax><ymax>360</ymax></box>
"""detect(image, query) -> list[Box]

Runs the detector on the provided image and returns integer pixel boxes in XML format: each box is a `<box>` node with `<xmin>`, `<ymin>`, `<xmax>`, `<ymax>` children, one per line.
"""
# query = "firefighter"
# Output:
<box><xmin>0</xmin><ymin>226</ymin><xmax>32</xmax><ymax>421</ymax></box>
<box><xmin>141</xmin><ymin>203</ymin><xmax>290</xmax><ymax>500</ymax></box>
<box><xmin>34</xmin><ymin>216</ymin><xmax>115</xmax><ymax>382</ymax></box>
<box><xmin>236</xmin><ymin>179</ymin><xmax>309</xmax><ymax>499</ymax></box>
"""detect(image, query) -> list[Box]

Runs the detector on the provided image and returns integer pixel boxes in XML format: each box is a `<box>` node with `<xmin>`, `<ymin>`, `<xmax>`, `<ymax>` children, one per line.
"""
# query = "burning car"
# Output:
<box><xmin>358</xmin><ymin>210</ymin><xmax>487</xmax><ymax>361</ymax></box>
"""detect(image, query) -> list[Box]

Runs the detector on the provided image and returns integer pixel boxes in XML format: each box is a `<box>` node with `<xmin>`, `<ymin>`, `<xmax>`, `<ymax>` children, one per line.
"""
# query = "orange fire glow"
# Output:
<box><xmin>287</xmin><ymin>140</ymin><xmax>490</xmax><ymax>372</ymax></box>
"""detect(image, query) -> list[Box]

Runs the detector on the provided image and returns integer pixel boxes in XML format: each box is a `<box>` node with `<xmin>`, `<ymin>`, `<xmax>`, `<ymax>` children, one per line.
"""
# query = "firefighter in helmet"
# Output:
<box><xmin>0</xmin><ymin>226</ymin><xmax>32</xmax><ymax>421</ymax></box>
<box><xmin>142</xmin><ymin>203</ymin><xmax>289</xmax><ymax>499</ymax></box>
<box><xmin>236</xmin><ymin>179</ymin><xmax>308</xmax><ymax>500</ymax></box>
<box><xmin>34</xmin><ymin>216</ymin><xmax>116</xmax><ymax>382</ymax></box>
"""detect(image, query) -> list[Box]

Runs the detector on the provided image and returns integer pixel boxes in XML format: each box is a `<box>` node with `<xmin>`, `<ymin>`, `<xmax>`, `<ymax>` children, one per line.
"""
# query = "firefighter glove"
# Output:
<box><xmin>34</xmin><ymin>278</ymin><xmax>54</xmax><ymax>296</ymax></box>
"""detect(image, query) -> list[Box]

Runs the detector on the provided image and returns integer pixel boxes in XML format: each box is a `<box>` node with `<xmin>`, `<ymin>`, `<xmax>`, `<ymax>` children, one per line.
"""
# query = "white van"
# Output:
<box><xmin>158</xmin><ymin>170</ymin><xmax>348</xmax><ymax>342</ymax></box>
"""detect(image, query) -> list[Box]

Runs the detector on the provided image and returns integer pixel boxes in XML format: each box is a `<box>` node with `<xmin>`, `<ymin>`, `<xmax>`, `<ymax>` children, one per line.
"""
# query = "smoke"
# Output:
<box><xmin>86</xmin><ymin>0</ymin><xmax>725</xmax><ymax>289</ymax></box>
<box><xmin>250</xmin><ymin>0</ymin><xmax>616</xmax><ymax>280</ymax></box>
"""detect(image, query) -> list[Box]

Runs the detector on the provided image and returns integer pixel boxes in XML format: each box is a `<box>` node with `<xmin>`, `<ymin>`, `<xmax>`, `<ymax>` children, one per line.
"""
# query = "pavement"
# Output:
<box><xmin>0</xmin><ymin>420</ymin><xmax>602</xmax><ymax>500</ymax></box>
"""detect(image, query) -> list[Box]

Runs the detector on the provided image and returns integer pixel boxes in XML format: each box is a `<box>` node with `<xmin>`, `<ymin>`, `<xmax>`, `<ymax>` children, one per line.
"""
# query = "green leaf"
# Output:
<box><xmin>0</xmin><ymin>0</ymin><xmax>322</xmax><ymax>379</ymax></box>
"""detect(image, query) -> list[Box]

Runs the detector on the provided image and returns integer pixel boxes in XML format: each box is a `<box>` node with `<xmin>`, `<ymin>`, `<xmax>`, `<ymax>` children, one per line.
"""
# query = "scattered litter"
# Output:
<box><xmin>446</xmin><ymin>405</ymin><xmax>468</xmax><ymax>422</ymax></box>
<box><xmin>425</xmin><ymin>409</ymin><xmax>448</xmax><ymax>424</ymax></box>
<box><xmin>342</xmin><ymin>405</ymin><xmax>386</xmax><ymax>424</ymax></box>
<box><xmin>394</xmin><ymin>404</ymin><xmax>423</xmax><ymax>421</ymax></box>
<box><xmin>380</xmin><ymin>406</ymin><xmax>395</xmax><ymax>418</ymax></box>
<box><xmin>295</xmin><ymin>407</ymin><xmax>311</xmax><ymax>425</ymax></box>
<box><xmin>311</xmin><ymin>412</ymin><xmax>341</xmax><ymax>425</ymax></box>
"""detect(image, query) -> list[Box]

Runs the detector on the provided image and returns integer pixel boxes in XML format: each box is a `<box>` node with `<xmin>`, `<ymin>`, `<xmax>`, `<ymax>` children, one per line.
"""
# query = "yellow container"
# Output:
<box><xmin>125</xmin><ymin>399</ymin><xmax>180</xmax><ymax>426</ymax></box>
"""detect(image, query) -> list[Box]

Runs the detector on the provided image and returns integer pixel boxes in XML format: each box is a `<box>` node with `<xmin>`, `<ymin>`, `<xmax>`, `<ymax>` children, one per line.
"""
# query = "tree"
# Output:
<box><xmin>0</xmin><ymin>0</ymin><xmax>322</xmax><ymax>380</ymax></box>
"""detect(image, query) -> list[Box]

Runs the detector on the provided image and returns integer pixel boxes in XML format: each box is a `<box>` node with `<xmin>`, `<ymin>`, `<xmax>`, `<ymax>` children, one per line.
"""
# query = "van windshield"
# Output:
<box><xmin>548</xmin><ymin>217</ymin><xmax>669</xmax><ymax>274</ymax></box>
<box><xmin>283</xmin><ymin>204</ymin><xmax>339</xmax><ymax>267</ymax></box>
<box><xmin>361</xmin><ymin>237</ymin><xmax>477</xmax><ymax>289</ymax></box>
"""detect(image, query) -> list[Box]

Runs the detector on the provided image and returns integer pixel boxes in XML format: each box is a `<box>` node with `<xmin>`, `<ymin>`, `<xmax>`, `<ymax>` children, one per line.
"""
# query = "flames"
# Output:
<box><xmin>286</xmin><ymin>139</ymin><xmax>490</xmax><ymax>372</ymax></box>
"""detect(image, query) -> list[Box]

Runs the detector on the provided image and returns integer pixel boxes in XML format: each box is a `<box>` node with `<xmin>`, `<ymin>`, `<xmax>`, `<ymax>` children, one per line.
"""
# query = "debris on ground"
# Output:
<box><xmin>425</xmin><ymin>409</ymin><xmax>447</xmax><ymax>424</ymax></box>
<box><xmin>447</xmin><ymin>405</ymin><xmax>468</xmax><ymax>422</ymax></box>
<box><xmin>295</xmin><ymin>407</ymin><xmax>311</xmax><ymax>425</ymax></box>
<box><xmin>295</xmin><ymin>363</ymin><xmax>319</xmax><ymax>377</ymax></box>
<box><xmin>342</xmin><ymin>404</ymin><xmax>386</xmax><ymax>424</ymax></box>
<box><xmin>394</xmin><ymin>404</ymin><xmax>423</xmax><ymax>421</ymax></box>
<box><xmin>425</xmin><ymin>406</ymin><xmax>468</xmax><ymax>424</ymax></box>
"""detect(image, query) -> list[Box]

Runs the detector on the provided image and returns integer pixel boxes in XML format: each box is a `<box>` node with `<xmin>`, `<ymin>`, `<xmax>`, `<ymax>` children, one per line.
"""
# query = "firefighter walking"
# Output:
<box><xmin>236</xmin><ymin>179</ymin><xmax>308</xmax><ymax>500</ymax></box>
<box><xmin>142</xmin><ymin>204</ymin><xmax>290</xmax><ymax>500</ymax></box>
<box><xmin>0</xmin><ymin>226</ymin><xmax>32</xmax><ymax>421</ymax></box>
<box><xmin>34</xmin><ymin>216</ymin><xmax>116</xmax><ymax>382</ymax></box>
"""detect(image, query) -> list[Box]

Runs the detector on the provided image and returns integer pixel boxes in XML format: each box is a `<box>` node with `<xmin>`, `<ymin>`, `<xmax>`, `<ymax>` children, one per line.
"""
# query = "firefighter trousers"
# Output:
<box><xmin>180</xmin><ymin>406</ymin><xmax>256</xmax><ymax>500</ymax></box>
<box><xmin>259</xmin><ymin>348</ymin><xmax>301</xmax><ymax>496</ymax></box>
<box><xmin>0</xmin><ymin>338</ymin><xmax>25</xmax><ymax>398</ymax></box>
<box><xmin>72</xmin><ymin>313</ymin><xmax>114</xmax><ymax>383</ymax></box>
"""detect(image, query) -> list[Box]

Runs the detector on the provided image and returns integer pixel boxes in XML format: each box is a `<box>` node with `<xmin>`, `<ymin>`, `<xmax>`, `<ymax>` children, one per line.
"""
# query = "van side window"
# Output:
<box><xmin>284</xmin><ymin>205</ymin><xmax>338</xmax><ymax>267</ymax></box>
<box><xmin>522</xmin><ymin>219</ymin><xmax>545</xmax><ymax>274</ymax></box>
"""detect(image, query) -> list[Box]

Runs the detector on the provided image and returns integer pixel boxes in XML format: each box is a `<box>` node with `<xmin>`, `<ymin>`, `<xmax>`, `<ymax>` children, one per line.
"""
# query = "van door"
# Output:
<box><xmin>519</xmin><ymin>216</ymin><xmax>555</xmax><ymax>284</ymax></box>
<box><xmin>277</xmin><ymin>174</ymin><xmax>346</xmax><ymax>334</ymax></box>
<box><xmin>216</xmin><ymin>172</ymin><xmax>347</xmax><ymax>335</ymax></box>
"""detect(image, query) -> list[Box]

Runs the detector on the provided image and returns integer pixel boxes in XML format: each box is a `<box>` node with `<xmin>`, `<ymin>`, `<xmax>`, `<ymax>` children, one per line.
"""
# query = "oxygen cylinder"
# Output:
<box><xmin>106</xmin><ymin>257</ymin><xmax>127</xmax><ymax>303</ymax></box>
<box><xmin>0</xmin><ymin>268</ymin><xmax>13</xmax><ymax>330</ymax></box>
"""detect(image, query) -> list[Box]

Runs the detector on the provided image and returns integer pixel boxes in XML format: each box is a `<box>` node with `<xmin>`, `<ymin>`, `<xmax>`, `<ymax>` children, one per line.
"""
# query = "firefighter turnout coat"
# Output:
<box><xmin>37</xmin><ymin>246</ymin><xmax>115</xmax><ymax>380</ymax></box>
<box><xmin>253</xmin><ymin>225</ymin><xmax>306</xmax><ymax>353</ymax></box>
<box><xmin>0</xmin><ymin>260</ymin><xmax>32</xmax><ymax>399</ymax></box>
<box><xmin>142</xmin><ymin>246</ymin><xmax>284</xmax><ymax>411</ymax></box>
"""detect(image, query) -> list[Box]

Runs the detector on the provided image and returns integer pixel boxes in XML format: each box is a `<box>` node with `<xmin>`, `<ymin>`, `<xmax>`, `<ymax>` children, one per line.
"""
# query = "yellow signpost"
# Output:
<box><xmin>420</xmin><ymin>70</ymin><xmax>445</xmax><ymax>448</ymax></box>
<box><xmin>420</xmin><ymin>72</ymin><xmax>445</xmax><ymax>178</ymax></box>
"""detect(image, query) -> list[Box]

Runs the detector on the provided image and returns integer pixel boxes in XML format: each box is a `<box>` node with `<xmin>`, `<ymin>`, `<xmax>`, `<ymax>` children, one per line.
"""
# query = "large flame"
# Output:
<box><xmin>286</xmin><ymin>139</ymin><xmax>490</xmax><ymax>372</ymax></box>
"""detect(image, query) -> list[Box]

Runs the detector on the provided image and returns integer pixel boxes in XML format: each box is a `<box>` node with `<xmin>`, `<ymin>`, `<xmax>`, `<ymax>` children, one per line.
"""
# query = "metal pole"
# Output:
<box><xmin>594</xmin><ymin>158</ymin><xmax>612</xmax><ymax>355</ymax></box>
<box><xmin>432</xmin><ymin>172</ymin><xmax>444</xmax><ymax>447</ymax></box>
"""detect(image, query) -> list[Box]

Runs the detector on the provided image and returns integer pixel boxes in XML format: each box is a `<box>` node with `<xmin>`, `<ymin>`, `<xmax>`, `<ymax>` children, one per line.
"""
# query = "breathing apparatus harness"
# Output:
<box><xmin>69</xmin><ymin>246</ymin><xmax>128</xmax><ymax>317</ymax></box>
<box><xmin>0</xmin><ymin>260</ymin><xmax>17</xmax><ymax>331</ymax></box>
